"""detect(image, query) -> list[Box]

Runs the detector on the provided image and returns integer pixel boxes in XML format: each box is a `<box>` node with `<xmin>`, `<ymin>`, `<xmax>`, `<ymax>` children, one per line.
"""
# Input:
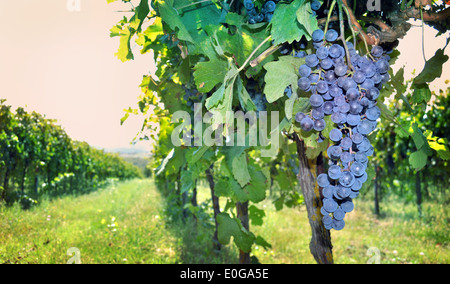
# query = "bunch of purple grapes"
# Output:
<box><xmin>295</xmin><ymin>28</ymin><xmax>390</xmax><ymax>231</ymax></box>
<box><xmin>244</xmin><ymin>0</ymin><xmax>278</xmax><ymax>23</ymax></box>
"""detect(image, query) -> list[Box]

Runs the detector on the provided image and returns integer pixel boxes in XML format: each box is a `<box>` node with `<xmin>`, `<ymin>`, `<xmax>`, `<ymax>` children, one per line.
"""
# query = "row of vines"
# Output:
<box><xmin>0</xmin><ymin>100</ymin><xmax>143</xmax><ymax>208</ymax></box>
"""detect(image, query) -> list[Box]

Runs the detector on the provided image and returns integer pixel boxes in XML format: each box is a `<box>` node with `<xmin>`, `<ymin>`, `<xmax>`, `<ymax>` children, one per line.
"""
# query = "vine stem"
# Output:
<box><xmin>342</xmin><ymin>5</ymin><xmax>357</xmax><ymax>48</ymax></box>
<box><xmin>355</xmin><ymin>24</ymin><xmax>372</xmax><ymax>58</ymax></box>
<box><xmin>337</xmin><ymin>0</ymin><xmax>354</xmax><ymax>72</ymax></box>
<box><xmin>341</xmin><ymin>0</ymin><xmax>377</xmax><ymax>46</ymax></box>
<box><xmin>238</xmin><ymin>35</ymin><xmax>272</xmax><ymax>72</ymax></box>
<box><xmin>342</xmin><ymin>3</ymin><xmax>372</xmax><ymax>58</ymax></box>
<box><xmin>420</xmin><ymin>7</ymin><xmax>427</xmax><ymax>63</ymax></box>
<box><xmin>323</xmin><ymin>0</ymin><xmax>337</xmax><ymax>39</ymax></box>
<box><xmin>250</xmin><ymin>44</ymin><xmax>280</xmax><ymax>68</ymax></box>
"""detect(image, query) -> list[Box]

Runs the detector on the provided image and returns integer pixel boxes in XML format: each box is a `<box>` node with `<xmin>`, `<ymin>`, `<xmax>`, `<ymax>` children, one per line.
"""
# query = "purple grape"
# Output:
<box><xmin>300</xmin><ymin>116</ymin><xmax>314</xmax><ymax>132</ymax></box>
<box><xmin>312</xmin><ymin>29</ymin><xmax>324</xmax><ymax>42</ymax></box>
<box><xmin>299</xmin><ymin>65</ymin><xmax>312</xmax><ymax>77</ymax></box>
<box><xmin>295</xmin><ymin>112</ymin><xmax>306</xmax><ymax>123</ymax></box>
<box><xmin>316</xmin><ymin>81</ymin><xmax>329</xmax><ymax>94</ymax></box>
<box><xmin>314</xmin><ymin>119</ymin><xmax>326</xmax><ymax>131</ymax></box>
<box><xmin>298</xmin><ymin>77</ymin><xmax>311</xmax><ymax>91</ymax></box>
<box><xmin>310</xmin><ymin>94</ymin><xmax>324</xmax><ymax>107</ymax></box>
<box><xmin>312</xmin><ymin>107</ymin><xmax>325</xmax><ymax>120</ymax></box>
<box><xmin>316</xmin><ymin>46</ymin><xmax>329</xmax><ymax>60</ymax></box>
<box><xmin>305</xmin><ymin>54</ymin><xmax>319</xmax><ymax>68</ymax></box>
<box><xmin>371</xmin><ymin>45</ymin><xmax>384</xmax><ymax>58</ymax></box>
<box><xmin>325</xmin><ymin>29</ymin><xmax>339</xmax><ymax>42</ymax></box>
<box><xmin>329</xmin><ymin>128</ymin><xmax>343</xmax><ymax>142</ymax></box>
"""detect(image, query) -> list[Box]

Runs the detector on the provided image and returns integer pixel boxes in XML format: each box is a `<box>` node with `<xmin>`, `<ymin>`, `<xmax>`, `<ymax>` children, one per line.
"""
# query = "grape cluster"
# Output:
<box><xmin>244</xmin><ymin>0</ymin><xmax>278</xmax><ymax>24</ymax></box>
<box><xmin>182</xmin><ymin>86</ymin><xmax>204</xmax><ymax>111</ymax></box>
<box><xmin>295</xmin><ymin>28</ymin><xmax>390</xmax><ymax>231</ymax></box>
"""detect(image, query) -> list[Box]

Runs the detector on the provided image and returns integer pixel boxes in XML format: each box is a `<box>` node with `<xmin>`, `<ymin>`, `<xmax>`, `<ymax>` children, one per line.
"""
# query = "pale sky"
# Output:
<box><xmin>392</xmin><ymin>19</ymin><xmax>450</xmax><ymax>92</ymax></box>
<box><xmin>0</xmin><ymin>0</ymin><xmax>155</xmax><ymax>151</ymax></box>
<box><xmin>0</xmin><ymin>1</ymin><xmax>448</xmax><ymax>152</ymax></box>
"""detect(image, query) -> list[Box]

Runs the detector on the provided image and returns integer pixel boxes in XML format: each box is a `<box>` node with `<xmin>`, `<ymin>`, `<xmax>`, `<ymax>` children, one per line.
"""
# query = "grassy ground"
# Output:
<box><xmin>0</xmin><ymin>179</ymin><xmax>448</xmax><ymax>264</ymax></box>
<box><xmin>250</xmin><ymin>196</ymin><xmax>449</xmax><ymax>264</ymax></box>
<box><xmin>0</xmin><ymin>179</ymin><xmax>180</xmax><ymax>264</ymax></box>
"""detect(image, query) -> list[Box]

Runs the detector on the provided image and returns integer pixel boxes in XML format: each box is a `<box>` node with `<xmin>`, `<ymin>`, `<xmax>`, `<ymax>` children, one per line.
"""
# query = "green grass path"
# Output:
<box><xmin>0</xmin><ymin>179</ymin><xmax>179</xmax><ymax>264</ymax></box>
<box><xmin>0</xmin><ymin>179</ymin><xmax>448</xmax><ymax>264</ymax></box>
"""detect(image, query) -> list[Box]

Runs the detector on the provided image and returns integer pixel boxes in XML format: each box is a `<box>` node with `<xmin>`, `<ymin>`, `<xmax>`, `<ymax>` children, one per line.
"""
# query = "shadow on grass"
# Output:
<box><xmin>159</xmin><ymin>193</ymin><xmax>238</xmax><ymax>264</ymax></box>
<box><xmin>165</xmin><ymin>217</ymin><xmax>239</xmax><ymax>264</ymax></box>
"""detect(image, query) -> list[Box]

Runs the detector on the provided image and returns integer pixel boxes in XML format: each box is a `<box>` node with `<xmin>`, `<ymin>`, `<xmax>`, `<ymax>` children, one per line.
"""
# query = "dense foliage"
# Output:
<box><xmin>109</xmin><ymin>0</ymin><xmax>449</xmax><ymax>264</ymax></box>
<box><xmin>0</xmin><ymin>100</ymin><xmax>142</xmax><ymax>208</ymax></box>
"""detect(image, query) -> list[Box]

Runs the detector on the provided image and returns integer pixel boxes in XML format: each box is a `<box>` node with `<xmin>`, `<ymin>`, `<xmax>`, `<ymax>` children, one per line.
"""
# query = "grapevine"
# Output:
<box><xmin>294</xmin><ymin>2</ymin><xmax>390</xmax><ymax>230</ymax></box>
<box><xmin>110</xmin><ymin>0</ymin><xmax>450</xmax><ymax>264</ymax></box>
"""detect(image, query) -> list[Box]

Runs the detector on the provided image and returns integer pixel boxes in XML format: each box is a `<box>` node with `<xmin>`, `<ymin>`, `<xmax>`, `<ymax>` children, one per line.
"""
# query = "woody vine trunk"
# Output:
<box><xmin>294</xmin><ymin>134</ymin><xmax>334</xmax><ymax>264</ymax></box>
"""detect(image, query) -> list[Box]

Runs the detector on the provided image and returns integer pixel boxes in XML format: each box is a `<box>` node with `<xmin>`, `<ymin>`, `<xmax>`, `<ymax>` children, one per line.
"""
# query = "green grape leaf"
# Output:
<box><xmin>249</xmin><ymin>205</ymin><xmax>265</xmax><ymax>226</ymax></box>
<box><xmin>274</xmin><ymin>171</ymin><xmax>295</xmax><ymax>192</ymax></box>
<box><xmin>295</xmin><ymin>0</ymin><xmax>319</xmax><ymax>40</ymax></box>
<box><xmin>427</xmin><ymin>135</ymin><xmax>450</xmax><ymax>160</ymax></box>
<box><xmin>216</xmin><ymin>213</ymin><xmax>255</xmax><ymax>253</ymax></box>
<box><xmin>158</xmin><ymin>1</ymin><xmax>194</xmax><ymax>43</ymax></box>
<box><xmin>412</xmin><ymin>83</ymin><xmax>432</xmax><ymax>105</ymax></box>
<box><xmin>254</xmin><ymin>236</ymin><xmax>272</xmax><ymax>250</ymax></box>
<box><xmin>235</xmin><ymin>76</ymin><xmax>257</xmax><ymax>112</ymax></box>
<box><xmin>414</xmin><ymin>48</ymin><xmax>449</xmax><ymax>86</ymax></box>
<box><xmin>292</xmin><ymin>97</ymin><xmax>311</xmax><ymax>118</ymax></box>
<box><xmin>136</xmin><ymin>17</ymin><xmax>163</xmax><ymax>50</ymax></box>
<box><xmin>232</xmin><ymin>152</ymin><xmax>251</xmax><ymax>188</ymax></box>
<box><xmin>218</xmin><ymin>13</ymin><xmax>271</xmax><ymax>69</ymax></box>
<box><xmin>158</xmin><ymin>0</ymin><xmax>222</xmax><ymax>45</ymax></box>
<box><xmin>131</xmin><ymin>0</ymin><xmax>150</xmax><ymax>32</ymax></box>
<box><xmin>378</xmin><ymin>101</ymin><xmax>395</xmax><ymax>122</ymax></box>
<box><xmin>274</xmin><ymin>196</ymin><xmax>285</xmax><ymax>211</ymax></box>
<box><xmin>230</xmin><ymin>178</ymin><xmax>249</xmax><ymax>202</ymax></box>
<box><xmin>215</xmin><ymin>179</ymin><xmax>233</xmax><ymax>198</ymax></box>
<box><xmin>409</xmin><ymin>149</ymin><xmax>428</xmax><ymax>170</ymax></box>
<box><xmin>391</xmin><ymin>67</ymin><xmax>407</xmax><ymax>96</ymax></box>
<box><xmin>245</xmin><ymin>166</ymin><xmax>267</xmax><ymax>203</ymax></box>
<box><xmin>186</xmin><ymin>145</ymin><xmax>210</xmax><ymax>164</ymax></box>
<box><xmin>219</xmin><ymin>158</ymin><xmax>232</xmax><ymax>177</ymax></box>
<box><xmin>193</xmin><ymin>58</ymin><xmax>228</xmax><ymax>93</ymax></box>
<box><xmin>270</xmin><ymin>0</ymin><xmax>315</xmax><ymax>45</ymax></box>
<box><xmin>180</xmin><ymin>169</ymin><xmax>194</xmax><ymax>193</ymax></box>
<box><xmin>394</xmin><ymin>120</ymin><xmax>411</xmax><ymax>139</ymax></box>
<box><xmin>410</xmin><ymin>123</ymin><xmax>426</xmax><ymax>150</ymax></box>
<box><xmin>205</xmin><ymin>60</ymin><xmax>239</xmax><ymax>126</ymax></box>
<box><xmin>263</xmin><ymin>56</ymin><xmax>305</xmax><ymax>104</ymax></box>
<box><xmin>320</xmin><ymin>115</ymin><xmax>334</xmax><ymax>140</ymax></box>
<box><xmin>111</xmin><ymin>25</ymin><xmax>134</xmax><ymax>62</ymax></box>
<box><xmin>216</xmin><ymin>213</ymin><xmax>240</xmax><ymax>245</ymax></box>
<box><xmin>298</xmin><ymin>129</ymin><xmax>319</xmax><ymax>150</ymax></box>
